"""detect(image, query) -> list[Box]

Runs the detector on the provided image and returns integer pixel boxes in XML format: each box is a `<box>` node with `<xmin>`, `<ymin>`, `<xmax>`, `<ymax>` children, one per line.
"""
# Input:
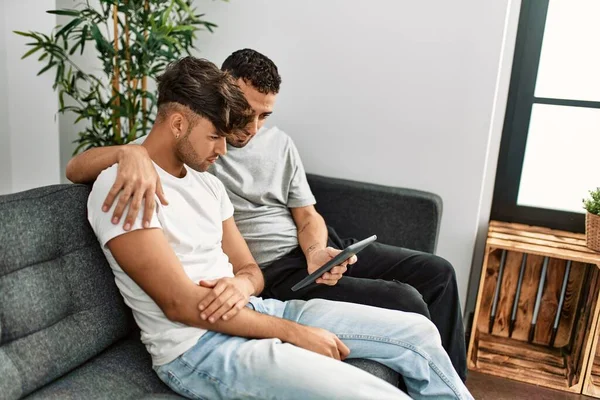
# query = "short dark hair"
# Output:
<box><xmin>221</xmin><ymin>49</ymin><xmax>281</xmax><ymax>94</ymax></box>
<box><xmin>157</xmin><ymin>56</ymin><xmax>252</xmax><ymax>135</ymax></box>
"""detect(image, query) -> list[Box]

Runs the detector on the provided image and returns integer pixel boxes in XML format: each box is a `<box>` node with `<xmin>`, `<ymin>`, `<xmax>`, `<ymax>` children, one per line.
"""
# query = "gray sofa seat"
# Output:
<box><xmin>0</xmin><ymin>176</ymin><xmax>441</xmax><ymax>399</ymax></box>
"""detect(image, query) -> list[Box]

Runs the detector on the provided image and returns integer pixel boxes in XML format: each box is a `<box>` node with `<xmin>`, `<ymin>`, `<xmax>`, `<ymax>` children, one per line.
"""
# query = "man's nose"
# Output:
<box><xmin>217</xmin><ymin>137</ymin><xmax>227</xmax><ymax>156</ymax></box>
<box><xmin>246</xmin><ymin>118</ymin><xmax>259</xmax><ymax>136</ymax></box>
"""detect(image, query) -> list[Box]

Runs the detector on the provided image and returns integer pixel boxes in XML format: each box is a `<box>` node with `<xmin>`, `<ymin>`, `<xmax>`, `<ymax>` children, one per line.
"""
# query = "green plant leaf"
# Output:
<box><xmin>56</xmin><ymin>18</ymin><xmax>83</xmax><ymax>38</ymax></box>
<box><xmin>47</xmin><ymin>9</ymin><xmax>81</xmax><ymax>17</ymax></box>
<box><xmin>13</xmin><ymin>30</ymin><xmax>35</xmax><ymax>38</ymax></box>
<box><xmin>37</xmin><ymin>62</ymin><xmax>57</xmax><ymax>76</ymax></box>
<box><xmin>21</xmin><ymin>45</ymin><xmax>42</xmax><ymax>59</ymax></box>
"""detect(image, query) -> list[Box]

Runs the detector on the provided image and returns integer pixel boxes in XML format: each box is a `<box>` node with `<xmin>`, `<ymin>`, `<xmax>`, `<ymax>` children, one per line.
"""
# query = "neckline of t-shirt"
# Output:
<box><xmin>152</xmin><ymin>161</ymin><xmax>193</xmax><ymax>186</ymax></box>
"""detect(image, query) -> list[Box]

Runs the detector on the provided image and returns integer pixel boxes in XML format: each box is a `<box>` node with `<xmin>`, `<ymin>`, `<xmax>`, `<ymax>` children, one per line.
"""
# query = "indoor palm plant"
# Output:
<box><xmin>583</xmin><ymin>187</ymin><xmax>600</xmax><ymax>252</ymax></box>
<box><xmin>15</xmin><ymin>0</ymin><xmax>220</xmax><ymax>154</ymax></box>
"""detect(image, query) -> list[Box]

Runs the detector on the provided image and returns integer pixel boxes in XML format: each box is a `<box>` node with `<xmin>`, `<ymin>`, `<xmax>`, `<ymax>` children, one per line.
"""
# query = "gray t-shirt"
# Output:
<box><xmin>210</xmin><ymin>126</ymin><xmax>316</xmax><ymax>265</ymax></box>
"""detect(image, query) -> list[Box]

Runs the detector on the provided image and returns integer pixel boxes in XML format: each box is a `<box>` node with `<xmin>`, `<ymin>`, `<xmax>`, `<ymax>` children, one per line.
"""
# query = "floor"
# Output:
<box><xmin>466</xmin><ymin>371</ymin><xmax>593</xmax><ymax>400</ymax></box>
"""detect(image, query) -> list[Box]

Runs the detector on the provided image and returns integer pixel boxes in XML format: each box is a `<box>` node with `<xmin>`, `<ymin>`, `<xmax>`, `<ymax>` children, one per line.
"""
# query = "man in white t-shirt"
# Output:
<box><xmin>86</xmin><ymin>56</ymin><xmax>472</xmax><ymax>399</ymax></box>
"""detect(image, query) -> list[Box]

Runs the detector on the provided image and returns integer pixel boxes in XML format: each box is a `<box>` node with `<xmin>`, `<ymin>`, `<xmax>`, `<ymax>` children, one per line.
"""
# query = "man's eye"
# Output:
<box><xmin>259</xmin><ymin>115</ymin><xmax>269</xmax><ymax>120</ymax></box>
<box><xmin>211</xmin><ymin>136</ymin><xmax>220</xmax><ymax>140</ymax></box>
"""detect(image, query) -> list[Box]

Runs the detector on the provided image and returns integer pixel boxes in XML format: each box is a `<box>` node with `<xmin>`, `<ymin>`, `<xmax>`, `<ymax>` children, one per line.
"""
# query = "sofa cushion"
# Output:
<box><xmin>24</xmin><ymin>338</ymin><xmax>180</xmax><ymax>399</ymax></box>
<box><xmin>0</xmin><ymin>185</ymin><xmax>133</xmax><ymax>399</ymax></box>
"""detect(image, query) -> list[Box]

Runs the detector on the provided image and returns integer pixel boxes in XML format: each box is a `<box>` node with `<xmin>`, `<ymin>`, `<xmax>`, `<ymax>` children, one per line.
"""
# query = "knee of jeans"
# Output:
<box><xmin>427</xmin><ymin>255</ymin><xmax>457</xmax><ymax>284</ymax></box>
<box><xmin>389</xmin><ymin>282</ymin><xmax>430</xmax><ymax>318</ymax></box>
<box><xmin>413</xmin><ymin>315</ymin><xmax>442</xmax><ymax>345</ymax></box>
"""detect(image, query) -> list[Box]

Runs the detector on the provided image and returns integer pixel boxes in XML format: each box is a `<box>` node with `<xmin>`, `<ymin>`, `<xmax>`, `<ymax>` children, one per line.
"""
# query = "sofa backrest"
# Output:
<box><xmin>307</xmin><ymin>174</ymin><xmax>442</xmax><ymax>253</ymax></box>
<box><xmin>0</xmin><ymin>184</ymin><xmax>133</xmax><ymax>399</ymax></box>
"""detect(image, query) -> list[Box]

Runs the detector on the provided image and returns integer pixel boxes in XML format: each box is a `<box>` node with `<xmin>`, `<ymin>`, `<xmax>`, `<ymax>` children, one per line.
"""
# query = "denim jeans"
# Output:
<box><xmin>154</xmin><ymin>297</ymin><xmax>473</xmax><ymax>400</ymax></box>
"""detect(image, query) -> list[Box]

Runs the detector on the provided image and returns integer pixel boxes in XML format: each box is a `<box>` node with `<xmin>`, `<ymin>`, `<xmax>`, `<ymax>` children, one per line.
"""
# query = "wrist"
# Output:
<box><xmin>306</xmin><ymin>242</ymin><xmax>324</xmax><ymax>257</ymax></box>
<box><xmin>280</xmin><ymin>320</ymin><xmax>305</xmax><ymax>344</ymax></box>
<box><xmin>117</xmin><ymin>143</ymin><xmax>146</xmax><ymax>163</ymax></box>
<box><xmin>306</xmin><ymin>244</ymin><xmax>325</xmax><ymax>264</ymax></box>
<box><xmin>236</xmin><ymin>274</ymin><xmax>257</xmax><ymax>296</ymax></box>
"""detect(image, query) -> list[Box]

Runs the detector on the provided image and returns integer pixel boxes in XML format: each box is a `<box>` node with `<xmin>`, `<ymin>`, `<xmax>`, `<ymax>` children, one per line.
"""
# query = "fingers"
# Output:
<box><xmin>329</xmin><ymin>265</ymin><xmax>348</xmax><ymax>276</ymax></box>
<box><xmin>123</xmin><ymin>187</ymin><xmax>144</xmax><ymax>231</ymax></box>
<box><xmin>198</xmin><ymin>279</ymin><xmax>218</xmax><ymax>288</ymax></box>
<box><xmin>222</xmin><ymin>299</ymin><xmax>246</xmax><ymax>321</ymax></box>
<box><xmin>112</xmin><ymin>183</ymin><xmax>134</xmax><ymax>226</ymax></box>
<box><xmin>331</xmin><ymin>348</ymin><xmax>341</xmax><ymax>361</ymax></box>
<box><xmin>325</xmin><ymin>246</ymin><xmax>341</xmax><ymax>257</ymax></box>
<box><xmin>156</xmin><ymin>179</ymin><xmax>169</xmax><ymax>206</ymax></box>
<box><xmin>316</xmin><ymin>264</ymin><xmax>348</xmax><ymax>286</ymax></box>
<box><xmin>198</xmin><ymin>282</ymin><xmax>226</xmax><ymax>316</ymax></box>
<box><xmin>213</xmin><ymin>297</ymin><xmax>246</xmax><ymax>322</ymax></box>
<box><xmin>335</xmin><ymin>336</ymin><xmax>351</xmax><ymax>360</ymax></box>
<box><xmin>142</xmin><ymin>189</ymin><xmax>156</xmax><ymax>228</ymax></box>
<box><xmin>103</xmin><ymin>178</ymin><xmax>125</xmax><ymax>214</ymax></box>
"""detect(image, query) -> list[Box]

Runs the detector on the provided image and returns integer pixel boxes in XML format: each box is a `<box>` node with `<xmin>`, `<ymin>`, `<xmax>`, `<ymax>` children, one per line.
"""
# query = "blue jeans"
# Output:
<box><xmin>154</xmin><ymin>297</ymin><xmax>473</xmax><ymax>400</ymax></box>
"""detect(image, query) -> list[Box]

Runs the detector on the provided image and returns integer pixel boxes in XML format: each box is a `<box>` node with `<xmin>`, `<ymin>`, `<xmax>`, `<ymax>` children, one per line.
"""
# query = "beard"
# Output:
<box><xmin>175</xmin><ymin>133</ymin><xmax>212</xmax><ymax>172</ymax></box>
<box><xmin>227</xmin><ymin>132</ymin><xmax>253</xmax><ymax>148</ymax></box>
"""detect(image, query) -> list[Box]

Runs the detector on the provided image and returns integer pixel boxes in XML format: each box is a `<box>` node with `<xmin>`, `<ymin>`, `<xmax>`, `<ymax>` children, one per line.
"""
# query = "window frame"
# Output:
<box><xmin>491</xmin><ymin>0</ymin><xmax>596</xmax><ymax>233</ymax></box>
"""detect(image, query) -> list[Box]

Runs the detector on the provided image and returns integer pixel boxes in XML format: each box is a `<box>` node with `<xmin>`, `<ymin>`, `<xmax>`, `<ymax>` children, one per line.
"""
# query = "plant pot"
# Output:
<box><xmin>586</xmin><ymin>212</ymin><xmax>600</xmax><ymax>252</ymax></box>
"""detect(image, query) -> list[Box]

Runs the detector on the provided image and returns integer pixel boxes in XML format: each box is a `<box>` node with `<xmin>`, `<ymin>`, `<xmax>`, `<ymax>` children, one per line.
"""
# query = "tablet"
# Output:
<box><xmin>291</xmin><ymin>235</ymin><xmax>377</xmax><ymax>292</ymax></box>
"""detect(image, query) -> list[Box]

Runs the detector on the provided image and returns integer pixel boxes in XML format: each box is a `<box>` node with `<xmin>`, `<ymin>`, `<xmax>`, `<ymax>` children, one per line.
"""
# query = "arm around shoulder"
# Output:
<box><xmin>66</xmin><ymin>145</ymin><xmax>128</xmax><ymax>183</ymax></box>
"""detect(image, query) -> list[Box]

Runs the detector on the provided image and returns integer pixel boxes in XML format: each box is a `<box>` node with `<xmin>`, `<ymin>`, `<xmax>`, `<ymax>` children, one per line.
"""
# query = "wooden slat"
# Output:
<box><xmin>492</xmin><ymin>251</ymin><xmax>523</xmax><ymax>337</ymax></box>
<box><xmin>583</xmin><ymin>304</ymin><xmax>600</xmax><ymax>398</ymax></box>
<box><xmin>489</xmin><ymin>220</ymin><xmax>585</xmax><ymax>241</ymax></box>
<box><xmin>511</xmin><ymin>254</ymin><xmax>544</xmax><ymax>342</ymax></box>
<box><xmin>534</xmin><ymin>259</ymin><xmax>567</xmax><ymax>346</ymax></box>
<box><xmin>554</xmin><ymin>262</ymin><xmax>586</xmax><ymax>348</ymax></box>
<box><xmin>489</xmin><ymin>226</ymin><xmax>585</xmax><ymax>246</ymax></box>
<box><xmin>489</xmin><ymin>231</ymin><xmax>593</xmax><ymax>254</ymax></box>
<box><xmin>467</xmin><ymin>245</ymin><xmax>494</xmax><ymax>369</ymax></box>
<box><xmin>476</xmin><ymin>249</ymin><xmax>502</xmax><ymax>335</ymax></box>
<box><xmin>478</xmin><ymin>333</ymin><xmax>565</xmax><ymax>367</ymax></box>
<box><xmin>568</xmin><ymin>267</ymin><xmax>600</xmax><ymax>386</ymax></box>
<box><xmin>476</xmin><ymin>361</ymin><xmax>577</xmax><ymax>393</ymax></box>
<box><xmin>487</xmin><ymin>237</ymin><xmax>600</xmax><ymax>264</ymax></box>
<box><xmin>477</xmin><ymin>348</ymin><xmax>566</xmax><ymax>377</ymax></box>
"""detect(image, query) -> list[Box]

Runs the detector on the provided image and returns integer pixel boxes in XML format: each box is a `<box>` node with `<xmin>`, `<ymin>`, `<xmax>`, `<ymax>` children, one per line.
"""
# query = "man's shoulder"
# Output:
<box><xmin>262</xmin><ymin>125</ymin><xmax>290</xmax><ymax>141</ymax></box>
<box><xmin>187</xmin><ymin>168</ymin><xmax>226</xmax><ymax>194</ymax></box>
<box><xmin>258</xmin><ymin>126</ymin><xmax>295</xmax><ymax>151</ymax></box>
<box><xmin>91</xmin><ymin>164</ymin><xmax>119</xmax><ymax>195</ymax></box>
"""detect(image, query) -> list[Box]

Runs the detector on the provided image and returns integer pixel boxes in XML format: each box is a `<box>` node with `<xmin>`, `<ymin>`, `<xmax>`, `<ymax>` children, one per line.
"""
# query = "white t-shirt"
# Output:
<box><xmin>87</xmin><ymin>162</ymin><xmax>235</xmax><ymax>366</ymax></box>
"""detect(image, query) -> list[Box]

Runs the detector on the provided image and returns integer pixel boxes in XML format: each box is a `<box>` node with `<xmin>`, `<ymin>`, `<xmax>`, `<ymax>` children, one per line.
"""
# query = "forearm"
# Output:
<box><xmin>175</xmin><ymin>283</ymin><xmax>300</xmax><ymax>342</ymax></box>
<box><xmin>297</xmin><ymin>212</ymin><xmax>328</xmax><ymax>260</ymax></box>
<box><xmin>66</xmin><ymin>145</ymin><xmax>128</xmax><ymax>183</ymax></box>
<box><xmin>234</xmin><ymin>262</ymin><xmax>265</xmax><ymax>295</ymax></box>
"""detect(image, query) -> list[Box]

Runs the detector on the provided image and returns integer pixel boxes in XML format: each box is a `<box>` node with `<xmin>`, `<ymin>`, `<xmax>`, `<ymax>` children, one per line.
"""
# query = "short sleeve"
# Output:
<box><xmin>87</xmin><ymin>165</ymin><xmax>162</xmax><ymax>248</ymax></box>
<box><xmin>214</xmin><ymin>177</ymin><xmax>234</xmax><ymax>221</ymax></box>
<box><xmin>286</xmin><ymin>138</ymin><xmax>316</xmax><ymax>208</ymax></box>
<box><xmin>131</xmin><ymin>135</ymin><xmax>147</xmax><ymax>145</ymax></box>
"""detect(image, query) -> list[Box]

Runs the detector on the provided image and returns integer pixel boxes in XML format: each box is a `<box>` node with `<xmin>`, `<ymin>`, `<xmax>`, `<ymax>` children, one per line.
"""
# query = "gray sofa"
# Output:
<box><xmin>0</xmin><ymin>174</ymin><xmax>442</xmax><ymax>399</ymax></box>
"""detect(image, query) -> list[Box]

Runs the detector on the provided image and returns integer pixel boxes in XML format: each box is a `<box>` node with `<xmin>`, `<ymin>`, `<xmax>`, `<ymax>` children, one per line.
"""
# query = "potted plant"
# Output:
<box><xmin>14</xmin><ymin>0</ymin><xmax>220</xmax><ymax>154</ymax></box>
<box><xmin>583</xmin><ymin>187</ymin><xmax>600</xmax><ymax>252</ymax></box>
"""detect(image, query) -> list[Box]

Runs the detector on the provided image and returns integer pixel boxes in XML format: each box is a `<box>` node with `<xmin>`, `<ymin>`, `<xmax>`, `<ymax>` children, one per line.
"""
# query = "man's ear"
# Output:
<box><xmin>168</xmin><ymin>112</ymin><xmax>187</xmax><ymax>139</ymax></box>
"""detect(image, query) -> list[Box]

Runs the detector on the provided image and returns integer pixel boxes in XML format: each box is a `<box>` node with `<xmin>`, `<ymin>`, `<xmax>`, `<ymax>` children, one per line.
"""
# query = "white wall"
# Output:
<box><xmin>56</xmin><ymin>0</ymin><xmax>101</xmax><ymax>184</ymax></box>
<box><xmin>193</xmin><ymin>0</ymin><xmax>521</xmax><ymax>312</ymax></box>
<box><xmin>466</xmin><ymin>0</ymin><xmax>522</xmax><ymax>316</ymax></box>
<box><xmin>0</xmin><ymin>1</ymin><xmax>13</xmax><ymax>195</ymax></box>
<box><xmin>1</xmin><ymin>1</ymin><xmax>60</xmax><ymax>194</ymax></box>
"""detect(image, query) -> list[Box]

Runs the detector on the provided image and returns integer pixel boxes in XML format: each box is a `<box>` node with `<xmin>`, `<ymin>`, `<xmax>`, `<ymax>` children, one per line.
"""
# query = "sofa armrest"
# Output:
<box><xmin>307</xmin><ymin>174</ymin><xmax>442</xmax><ymax>253</ymax></box>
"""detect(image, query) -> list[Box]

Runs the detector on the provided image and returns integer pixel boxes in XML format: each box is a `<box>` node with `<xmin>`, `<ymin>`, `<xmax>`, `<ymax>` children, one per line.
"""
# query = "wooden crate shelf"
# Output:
<box><xmin>468</xmin><ymin>221</ymin><xmax>600</xmax><ymax>394</ymax></box>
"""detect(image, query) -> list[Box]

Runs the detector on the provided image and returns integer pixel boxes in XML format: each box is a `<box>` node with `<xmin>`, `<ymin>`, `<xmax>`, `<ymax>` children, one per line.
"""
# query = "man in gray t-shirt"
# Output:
<box><xmin>66</xmin><ymin>49</ymin><xmax>467</xmax><ymax>382</ymax></box>
<box><xmin>210</xmin><ymin>125</ymin><xmax>315</xmax><ymax>266</ymax></box>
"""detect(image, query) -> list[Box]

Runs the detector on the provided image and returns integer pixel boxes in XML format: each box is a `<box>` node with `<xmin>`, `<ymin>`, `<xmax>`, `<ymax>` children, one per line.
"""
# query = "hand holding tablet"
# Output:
<box><xmin>291</xmin><ymin>235</ymin><xmax>378</xmax><ymax>292</ymax></box>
